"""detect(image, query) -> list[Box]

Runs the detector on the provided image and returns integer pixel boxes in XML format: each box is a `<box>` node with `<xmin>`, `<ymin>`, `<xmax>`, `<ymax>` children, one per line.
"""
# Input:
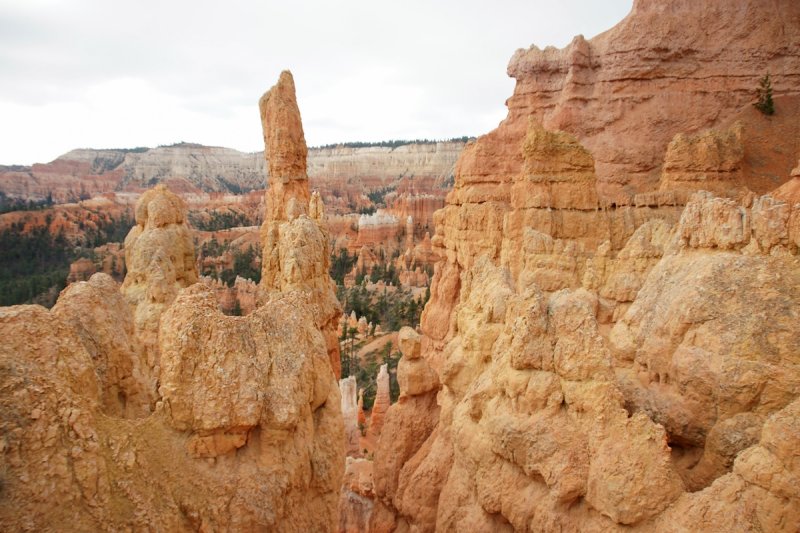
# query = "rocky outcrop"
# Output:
<box><xmin>372</xmin><ymin>1</ymin><xmax>800</xmax><ymax>531</ymax></box>
<box><xmin>772</xmin><ymin>159</ymin><xmax>800</xmax><ymax>204</ymax></box>
<box><xmin>367</xmin><ymin>364</ymin><xmax>391</xmax><ymax>441</ymax></box>
<box><xmin>610</xmin><ymin>193</ymin><xmax>800</xmax><ymax>465</ymax></box>
<box><xmin>396</xmin><ymin>327</ymin><xmax>438</xmax><ymax>398</ymax></box>
<box><xmin>341</xmin><ymin>375</ymin><xmax>361</xmax><ymax>457</ymax></box>
<box><xmin>0</xmin><ymin>73</ymin><xmax>345</xmax><ymax>532</ymax></box>
<box><xmin>50</xmin><ymin>274</ymin><xmax>152</xmax><ymax>417</ymax></box>
<box><xmin>353</xmin><ymin>211</ymin><xmax>400</xmax><ymax>251</ymax></box>
<box><xmin>120</xmin><ymin>185</ymin><xmax>197</xmax><ymax>384</ymax></box>
<box><xmin>258</xmin><ymin>72</ymin><xmax>343</xmax><ymax>379</ymax></box>
<box><xmin>505</xmin><ymin>0</ymin><xmax>800</xmax><ymax>203</ymax></box>
<box><xmin>0</xmin><ymin>277</ymin><xmax>344</xmax><ymax>531</ymax></box>
<box><xmin>385</xmin><ymin>193</ymin><xmax>446</xmax><ymax>237</ymax></box>
<box><xmin>368</xmin><ymin>328</ymin><xmax>442</xmax><ymax>531</ymax></box>
<box><xmin>339</xmin><ymin>457</ymin><xmax>375</xmax><ymax>533</ymax></box>
<box><xmin>658</xmin><ymin>123</ymin><xmax>745</xmax><ymax>202</ymax></box>
<box><xmin>308</xmin><ymin>142</ymin><xmax>461</xmax><ymax>213</ymax></box>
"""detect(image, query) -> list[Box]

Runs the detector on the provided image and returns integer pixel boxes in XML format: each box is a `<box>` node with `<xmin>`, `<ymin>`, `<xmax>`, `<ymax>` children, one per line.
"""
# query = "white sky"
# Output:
<box><xmin>0</xmin><ymin>0</ymin><xmax>632</xmax><ymax>165</ymax></box>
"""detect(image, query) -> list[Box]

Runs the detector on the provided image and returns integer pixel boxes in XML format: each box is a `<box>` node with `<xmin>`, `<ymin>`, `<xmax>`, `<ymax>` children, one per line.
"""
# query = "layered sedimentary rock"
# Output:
<box><xmin>352</xmin><ymin>211</ymin><xmax>401</xmax><ymax>251</ymax></box>
<box><xmin>505</xmin><ymin>0</ymin><xmax>800</xmax><ymax>202</ymax></box>
<box><xmin>371</xmin><ymin>1</ymin><xmax>800</xmax><ymax>531</ymax></box>
<box><xmin>0</xmin><ymin>141</ymin><xmax>463</xmax><ymax>208</ymax></box>
<box><xmin>385</xmin><ymin>193</ymin><xmax>446</xmax><ymax>237</ymax></box>
<box><xmin>0</xmin><ymin>145</ymin><xmax>265</xmax><ymax>203</ymax></box>
<box><xmin>308</xmin><ymin>142</ymin><xmax>461</xmax><ymax>210</ymax></box>
<box><xmin>258</xmin><ymin>71</ymin><xmax>343</xmax><ymax>378</ymax></box>
<box><xmin>658</xmin><ymin>123</ymin><xmax>745</xmax><ymax>202</ymax></box>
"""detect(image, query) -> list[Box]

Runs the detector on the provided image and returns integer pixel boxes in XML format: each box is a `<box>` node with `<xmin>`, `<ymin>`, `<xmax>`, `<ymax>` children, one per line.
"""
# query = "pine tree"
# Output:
<box><xmin>754</xmin><ymin>73</ymin><xmax>775</xmax><ymax>115</ymax></box>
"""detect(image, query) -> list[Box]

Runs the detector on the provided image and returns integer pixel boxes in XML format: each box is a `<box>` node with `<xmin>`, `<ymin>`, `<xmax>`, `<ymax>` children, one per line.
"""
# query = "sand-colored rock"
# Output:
<box><xmin>340</xmin><ymin>375</ymin><xmax>361</xmax><ymax>457</ymax></box>
<box><xmin>339</xmin><ymin>457</ymin><xmax>375</xmax><ymax>533</ymax></box>
<box><xmin>120</xmin><ymin>185</ymin><xmax>197</xmax><ymax>385</ymax></box>
<box><xmin>397</xmin><ymin>327</ymin><xmax>439</xmax><ymax>398</ymax></box>
<box><xmin>260</xmin><ymin>70</ymin><xmax>310</xmax><ymax>222</ymax></box>
<box><xmin>258</xmin><ymin>72</ymin><xmax>342</xmax><ymax>379</ymax></box>
<box><xmin>371</xmin><ymin>2</ymin><xmax>800</xmax><ymax>531</ymax></box>
<box><xmin>368</xmin><ymin>364</ymin><xmax>391</xmax><ymax>441</ymax></box>
<box><xmin>0</xmin><ymin>280</ymin><xmax>344</xmax><ymax>531</ymax></box>
<box><xmin>514</xmin><ymin>121</ymin><xmax>599</xmax><ymax>210</ymax></box>
<box><xmin>52</xmin><ymin>273</ymin><xmax>152</xmax><ymax>417</ymax></box>
<box><xmin>659</xmin><ymin>122</ymin><xmax>745</xmax><ymax>202</ymax></box>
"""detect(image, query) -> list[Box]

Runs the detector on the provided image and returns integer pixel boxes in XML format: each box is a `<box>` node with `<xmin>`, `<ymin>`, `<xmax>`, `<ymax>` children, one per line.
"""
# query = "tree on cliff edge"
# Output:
<box><xmin>754</xmin><ymin>73</ymin><xmax>775</xmax><ymax>115</ymax></box>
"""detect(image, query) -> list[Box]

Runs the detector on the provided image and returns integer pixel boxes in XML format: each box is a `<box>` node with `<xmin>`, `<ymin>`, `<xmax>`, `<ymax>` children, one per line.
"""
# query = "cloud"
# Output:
<box><xmin>0</xmin><ymin>0</ymin><xmax>633</xmax><ymax>164</ymax></box>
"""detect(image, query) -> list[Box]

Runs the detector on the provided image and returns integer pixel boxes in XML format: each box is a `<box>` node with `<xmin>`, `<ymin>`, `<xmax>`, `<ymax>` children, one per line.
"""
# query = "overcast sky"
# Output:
<box><xmin>0</xmin><ymin>0</ymin><xmax>632</xmax><ymax>165</ymax></box>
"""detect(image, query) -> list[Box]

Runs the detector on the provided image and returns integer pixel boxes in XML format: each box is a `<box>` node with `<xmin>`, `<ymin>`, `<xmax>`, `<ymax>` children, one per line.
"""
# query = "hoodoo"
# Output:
<box><xmin>0</xmin><ymin>71</ymin><xmax>344</xmax><ymax>532</ymax></box>
<box><xmin>258</xmin><ymin>70</ymin><xmax>344</xmax><ymax>378</ymax></box>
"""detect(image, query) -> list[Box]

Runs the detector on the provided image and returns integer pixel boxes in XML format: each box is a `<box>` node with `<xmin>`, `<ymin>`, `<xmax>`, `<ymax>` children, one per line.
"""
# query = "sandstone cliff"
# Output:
<box><xmin>0</xmin><ymin>141</ymin><xmax>463</xmax><ymax>209</ymax></box>
<box><xmin>505</xmin><ymin>0</ymin><xmax>800</xmax><ymax>203</ymax></box>
<box><xmin>370</xmin><ymin>1</ymin><xmax>800</xmax><ymax>531</ymax></box>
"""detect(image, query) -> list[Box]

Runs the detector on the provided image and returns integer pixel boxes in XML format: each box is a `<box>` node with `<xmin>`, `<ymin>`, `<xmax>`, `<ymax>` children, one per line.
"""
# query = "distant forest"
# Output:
<box><xmin>0</xmin><ymin>212</ymin><xmax>133</xmax><ymax>307</ymax></box>
<box><xmin>312</xmin><ymin>136</ymin><xmax>475</xmax><ymax>150</ymax></box>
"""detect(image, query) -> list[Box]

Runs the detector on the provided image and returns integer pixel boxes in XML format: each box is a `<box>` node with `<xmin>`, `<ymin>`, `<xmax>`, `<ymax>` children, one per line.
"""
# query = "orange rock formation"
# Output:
<box><xmin>367</xmin><ymin>364</ymin><xmax>391</xmax><ymax>441</ymax></box>
<box><xmin>258</xmin><ymin>71</ymin><xmax>343</xmax><ymax>379</ymax></box>
<box><xmin>369</xmin><ymin>1</ymin><xmax>800</xmax><ymax>531</ymax></box>
<box><xmin>120</xmin><ymin>185</ymin><xmax>198</xmax><ymax>387</ymax></box>
<box><xmin>0</xmin><ymin>73</ymin><xmax>344</xmax><ymax>531</ymax></box>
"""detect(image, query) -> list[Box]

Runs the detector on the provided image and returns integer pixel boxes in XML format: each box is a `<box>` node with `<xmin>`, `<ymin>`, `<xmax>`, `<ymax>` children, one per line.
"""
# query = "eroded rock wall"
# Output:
<box><xmin>0</xmin><ymin>72</ymin><xmax>345</xmax><ymax>532</ymax></box>
<box><xmin>371</xmin><ymin>1</ymin><xmax>800</xmax><ymax>531</ymax></box>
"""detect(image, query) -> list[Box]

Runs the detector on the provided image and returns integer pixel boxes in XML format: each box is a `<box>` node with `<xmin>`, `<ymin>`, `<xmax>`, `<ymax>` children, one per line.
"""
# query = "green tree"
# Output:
<box><xmin>754</xmin><ymin>73</ymin><xmax>775</xmax><ymax>115</ymax></box>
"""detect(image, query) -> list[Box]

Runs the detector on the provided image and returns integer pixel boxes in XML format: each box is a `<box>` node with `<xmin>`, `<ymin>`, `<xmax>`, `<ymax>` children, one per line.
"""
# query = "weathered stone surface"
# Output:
<box><xmin>659</xmin><ymin>123</ymin><xmax>745</xmax><ymax>202</ymax></box>
<box><xmin>339</xmin><ymin>457</ymin><xmax>375</xmax><ymax>533</ymax></box>
<box><xmin>120</xmin><ymin>184</ymin><xmax>197</xmax><ymax>384</ymax></box>
<box><xmin>514</xmin><ymin>121</ymin><xmax>599</xmax><ymax>210</ymax></box>
<box><xmin>505</xmin><ymin>0</ymin><xmax>800</xmax><ymax>202</ymax></box>
<box><xmin>52</xmin><ymin>273</ymin><xmax>152</xmax><ymax>417</ymax></box>
<box><xmin>397</xmin><ymin>327</ymin><xmax>439</xmax><ymax>398</ymax></box>
<box><xmin>260</xmin><ymin>70</ymin><xmax>310</xmax><ymax>222</ymax></box>
<box><xmin>340</xmin><ymin>375</ymin><xmax>361</xmax><ymax>457</ymax></box>
<box><xmin>0</xmin><ymin>281</ymin><xmax>344</xmax><ymax>531</ymax></box>
<box><xmin>368</xmin><ymin>364</ymin><xmax>391</xmax><ymax>441</ymax></box>
<box><xmin>0</xmin><ymin>74</ymin><xmax>345</xmax><ymax>532</ymax></box>
<box><xmin>258</xmin><ymin>71</ymin><xmax>343</xmax><ymax>379</ymax></box>
<box><xmin>371</xmin><ymin>2</ymin><xmax>800</xmax><ymax>530</ymax></box>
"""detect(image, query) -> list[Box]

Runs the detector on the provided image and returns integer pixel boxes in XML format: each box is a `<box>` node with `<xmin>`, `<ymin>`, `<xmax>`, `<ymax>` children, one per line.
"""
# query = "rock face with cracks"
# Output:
<box><xmin>258</xmin><ymin>71</ymin><xmax>343</xmax><ymax>379</ymax></box>
<box><xmin>0</xmin><ymin>72</ymin><xmax>344</xmax><ymax>532</ymax></box>
<box><xmin>120</xmin><ymin>184</ymin><xmax>197</xmax><ymax>385</ymax></box>
<box><xmin>370</xmin><ymin>1</ymin><xmax>800</xmax><ymax>531</ymax></box>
